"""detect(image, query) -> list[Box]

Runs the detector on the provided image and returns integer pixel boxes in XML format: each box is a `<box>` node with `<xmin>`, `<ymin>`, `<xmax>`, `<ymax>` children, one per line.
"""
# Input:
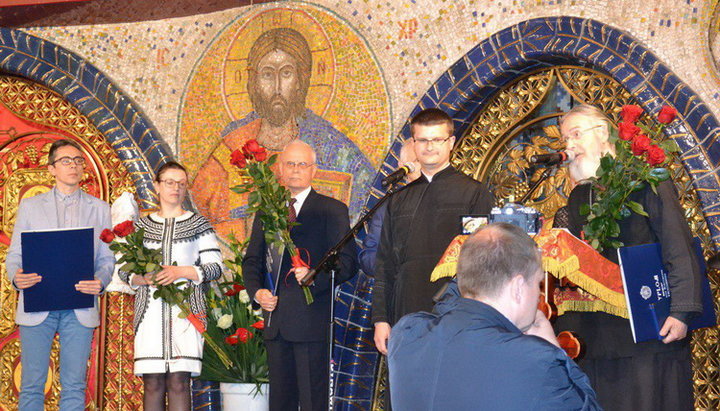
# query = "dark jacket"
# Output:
<box><xmin>358</xmin><ymin>201</ymin><xmax>387</xmax><ymax>276</ymax></box>
<box><xmin>555</xmin><ymin>180</ymin><xmax>703</xmax><ymax>358</ymax></box>
<box><xmin>372</xmin><ymin>166</ymin><xmax>494</xmax><ymax>325</ymax></box>
<box><xmin>388</xmin><ymin>282</ymin><xmax>601</xmax><ymax>411</ymax></box>
<box><xmin>243</xmin><ymin>189</ymin><xmax>358</xmax><ymax>342</ymax></box>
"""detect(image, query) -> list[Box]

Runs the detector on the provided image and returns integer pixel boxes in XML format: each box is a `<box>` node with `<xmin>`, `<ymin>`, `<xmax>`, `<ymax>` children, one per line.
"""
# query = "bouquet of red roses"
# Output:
<box><xmin>581</xmin><ymin>104</ymin><xmax>680</xmax><ymax>251</ymax></box>
<box><xmin>230</xmin><ymin>139</ymin><xmax>314</xmax><ymax>305</ymax></box>
<box><xmin>101</xmin><ymin>220</ymin><xmax>233</xmax><ymax>368</ymax></box>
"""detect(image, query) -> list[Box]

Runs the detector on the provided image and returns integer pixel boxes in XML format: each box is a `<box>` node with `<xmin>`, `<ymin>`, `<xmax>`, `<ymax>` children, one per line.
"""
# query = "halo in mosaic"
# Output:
<box><xmin>0</xmin><ymin>28</ymin><xmax>174</xmax><ymax>209</ymax></box>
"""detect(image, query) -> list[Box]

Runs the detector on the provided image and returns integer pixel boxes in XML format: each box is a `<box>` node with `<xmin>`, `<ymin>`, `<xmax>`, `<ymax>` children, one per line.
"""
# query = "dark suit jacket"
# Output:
<box><xmin>243</xmin><ymin>189</ymin><xmax>358</xmax><ymax>342</ymax></box>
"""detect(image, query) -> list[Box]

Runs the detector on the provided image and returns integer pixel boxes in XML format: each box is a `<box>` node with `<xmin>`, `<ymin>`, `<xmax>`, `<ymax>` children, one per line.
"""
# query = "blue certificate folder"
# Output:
<box><xmin>21</xmin><ymin>227</ymin><xmax>94</xmax><ymax>313</ymax></box>
<box><xmin>618</xmin><ymin>240</ymin><xmax>716</xmax><ymax>343</ymax></box>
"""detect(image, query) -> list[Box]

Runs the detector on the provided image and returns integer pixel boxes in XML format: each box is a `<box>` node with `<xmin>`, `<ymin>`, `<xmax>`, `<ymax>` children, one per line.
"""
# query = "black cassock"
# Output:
<box><xmin>555</xmin><ymin>180</ymin><xmax>703</xmax><ymax>411</ymax></box>
<box><xmin>372</xmin><ymin>165</ymin><xmax>494</xmax><ymax>326</ymax></box>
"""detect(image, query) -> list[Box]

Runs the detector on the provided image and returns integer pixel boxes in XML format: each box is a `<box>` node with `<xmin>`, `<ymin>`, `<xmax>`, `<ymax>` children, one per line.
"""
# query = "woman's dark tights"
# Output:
<box><xmin>143</xmin><ymin>372</ymin><xmax>191</xmax><ymax>411</ymax></box>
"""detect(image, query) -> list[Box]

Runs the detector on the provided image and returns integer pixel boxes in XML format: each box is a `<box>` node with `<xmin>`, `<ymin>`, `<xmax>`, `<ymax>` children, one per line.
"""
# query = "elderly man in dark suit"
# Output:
<box><xmin>243</xmin><ymin>140</ymin><xmax>358</xmax><ymax>411</ymax></box>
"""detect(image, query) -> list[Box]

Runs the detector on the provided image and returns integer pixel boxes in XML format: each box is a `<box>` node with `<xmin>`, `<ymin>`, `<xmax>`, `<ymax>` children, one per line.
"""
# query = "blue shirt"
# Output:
<box><xmin>388</xmin><ymin>282</ymin><xmax>601</xmax><ymax>411</ymax></box>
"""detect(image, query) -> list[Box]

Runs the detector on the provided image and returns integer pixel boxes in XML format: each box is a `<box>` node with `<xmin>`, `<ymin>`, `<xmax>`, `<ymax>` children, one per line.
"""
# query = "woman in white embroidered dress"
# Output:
<box><xmin>121</xmin><ymin>162</ymin><xmax>223</xmax><ymax>411</ymax></box>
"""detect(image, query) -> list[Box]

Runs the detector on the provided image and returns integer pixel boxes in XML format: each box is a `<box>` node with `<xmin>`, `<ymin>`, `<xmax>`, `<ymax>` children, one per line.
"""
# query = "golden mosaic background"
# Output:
<box><xmin>0</xmin><ymin>75</ymin><xmax>139</xmax><ymax>410</ymax></box>
<box><xmin>178</xmin><ymin>4</ymin><xmax>392</xmax><ymax>179</ymax></box>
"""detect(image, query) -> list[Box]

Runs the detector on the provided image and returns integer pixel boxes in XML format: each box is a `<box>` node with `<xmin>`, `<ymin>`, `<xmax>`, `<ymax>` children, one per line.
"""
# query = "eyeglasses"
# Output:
<box><xmin>562</xmin><ymin>125</ymin><xmax>603</xmax><ymax>142</ymax></box>
<box><xmin>283</xmin><ymin>161</ymin><xmax>314</xmax><ymax>170</ymax></box>
<box><xmin>52</xmin><ymin>156</ymin><xmax>86</xmax><ymax>167</ymax></box>
<box><xmin>413</xmin><ymin>136</ymin><xmax>453</xmax><ymax>147</ymax></box>
<box><xmin>160</xmin><ymin>179</ymin><xmax>187</xmax><ymax>189</ymax></box>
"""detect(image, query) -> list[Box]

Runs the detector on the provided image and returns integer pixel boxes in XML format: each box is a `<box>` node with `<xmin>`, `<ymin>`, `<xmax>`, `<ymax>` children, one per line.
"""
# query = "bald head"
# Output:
<box><xmin>457</xmin><ymin>223</ymin><xmax>541</xmax><ymax>299</ymax></box>
<box><xmin>279</xmin><ymin>140</ymin><xmax>317</xmax><ymax>195</ymax></box>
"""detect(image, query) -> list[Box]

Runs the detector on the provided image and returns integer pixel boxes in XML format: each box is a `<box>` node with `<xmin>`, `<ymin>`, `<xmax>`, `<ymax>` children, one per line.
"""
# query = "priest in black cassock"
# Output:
<box><xmin>554</xmin><ymin>104</ymin><xmax>703</xmax><ymax>411</ymax></box>
<box><xmin>372</xmin><ymin>108</ymin><xmax>494</xmax><ymax>357</ymax></box>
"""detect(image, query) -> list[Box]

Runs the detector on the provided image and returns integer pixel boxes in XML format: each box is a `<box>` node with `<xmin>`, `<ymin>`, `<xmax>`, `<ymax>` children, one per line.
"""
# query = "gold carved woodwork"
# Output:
<box><xmin>450</xmin><ymin>65</ymin><xmax>719</xmax><ymax>410</ymax></box>
<box><xmin>0</xmin><ymin>75</ymin><xmax>139</xmax><ymax>410</ymax></box>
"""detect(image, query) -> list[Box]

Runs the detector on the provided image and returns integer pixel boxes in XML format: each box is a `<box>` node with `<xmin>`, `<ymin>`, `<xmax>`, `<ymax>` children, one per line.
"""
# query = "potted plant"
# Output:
<box><xmin>200</xmin><ymin>235</ymin><xmax>269</xmax><ymax>410</ymax></box>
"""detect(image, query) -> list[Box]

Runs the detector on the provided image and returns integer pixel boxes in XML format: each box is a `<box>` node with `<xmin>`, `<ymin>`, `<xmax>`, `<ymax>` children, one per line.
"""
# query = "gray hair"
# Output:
<box><xmin>457</xmin><ymin>223</ymin><xmax>541</xmax><ymax>299</ymax></box>
<box><xmin>560</xmin><ymin>104</ymin><xmax>613</xmax><ymax>128</ymax></box>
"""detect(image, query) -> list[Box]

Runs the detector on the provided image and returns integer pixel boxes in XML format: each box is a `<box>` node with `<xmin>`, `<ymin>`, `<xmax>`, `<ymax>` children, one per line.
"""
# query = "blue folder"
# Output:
<box><xmin>21</xmin><ymin>227</ymin><xmax>95</xmax><ymax>312</ymax></box>
<box><xmin>618</xmin><ymin>239</ymin><xmax>716</xmax><ymax>343</ymax></box>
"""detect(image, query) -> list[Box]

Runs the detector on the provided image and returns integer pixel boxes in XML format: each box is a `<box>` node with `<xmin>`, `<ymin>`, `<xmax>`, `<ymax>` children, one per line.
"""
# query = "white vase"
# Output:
<box><xmin>220</xmin><ymin>382</ymin><xmax>269</xmax><ymax>411</ymax></box>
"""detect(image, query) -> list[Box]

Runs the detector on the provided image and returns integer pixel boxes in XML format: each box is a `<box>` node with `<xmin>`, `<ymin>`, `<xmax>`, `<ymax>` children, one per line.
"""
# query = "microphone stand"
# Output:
<box><xmin>300</xmin><ymin>181</ymin><xmax>403</xmax><ymax>410</ymax></box>
<box><xmin>519</xmin><ymin>163</ymin><xmax>559</xmax><ymax>204</ymax></box>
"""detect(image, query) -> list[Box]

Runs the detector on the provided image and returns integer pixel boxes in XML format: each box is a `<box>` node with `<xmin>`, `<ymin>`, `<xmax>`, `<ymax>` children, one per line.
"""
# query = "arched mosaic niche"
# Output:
<box><xmin>371</xmin><ymin>16</ymin><xmax>720</xmax><ymax>246</ymax></box>
<box><xmin>0</xmin><ymin>28</ymin><xmax>174</xmax><ymax>208</ymax></box>
<box><xmin>367</xmin><ymin>16</ymin><xmax>720</xmax><ymax>410</ymax></box>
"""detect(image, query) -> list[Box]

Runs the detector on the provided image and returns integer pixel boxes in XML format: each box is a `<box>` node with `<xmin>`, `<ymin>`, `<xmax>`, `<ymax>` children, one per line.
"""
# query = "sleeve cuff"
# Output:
<box><xmin>669</xmin><ymin>311</ymin><xmax>695</xmax><ymax>325</ymax></box>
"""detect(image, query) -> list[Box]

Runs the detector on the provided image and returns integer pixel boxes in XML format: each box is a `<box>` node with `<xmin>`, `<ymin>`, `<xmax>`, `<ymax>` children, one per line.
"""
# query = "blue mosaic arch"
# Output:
<box><xmin>339</xmin><ymin>16</ymin><xmax>720</xmax><ymax>410</ymax></box>
<box><xmin>370</xmin><ymin>16</ymin><xmax>720</xmax><ymax>246</ymax></box>
<box><xmin>0</xmin><ymin>28</ymin><xmax>173</xmax><ymax>208</ymax></box>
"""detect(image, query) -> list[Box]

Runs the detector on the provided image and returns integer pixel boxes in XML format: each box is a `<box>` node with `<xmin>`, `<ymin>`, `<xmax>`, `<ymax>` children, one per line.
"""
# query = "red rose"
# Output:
<box><xmin>646</xmin><ymin>145</ymin><xmax>666</xmax><ymax>166</ymax></box>
<box><xmin>631</xmin><ymin>134</ymin><xmax>652</xmax><ymax>156</ymax></box>
<box><xmin>230</xmin><ymin>149</ymin><xmax>247</xmax><ymax>168</ymax></box>
<box><xmin>236</xmin><ymin>327</ymin><xmax>253</xmax><ymax>343</ymax></box>
<box><xmin>244</xmin><ymin>139</ymin><xmax>263</xmax><ymax>154</ymax></box>
<box><xmin>112</xmin><ymin>220</ymin><xmax>134</xmax><ymax>237</ymax></box>
<box><xmin>618</xmin><ymin>122</ymin><xmax>640</xmax><ymax>141</ymax></box>
<box><xmin>657</xmin><ymin>105</ymin><xmax>677</xmax><ymax>124</ymax></box>
<box><xmin>250</xmin><ymin>320</ymin><xmax>264</xmax><ymax>330</ymax></box>
<box><xmin>254</xmin><ymin>149</ymin><xmax>267</xmax><ymax>162</ymax></box>
<box><xmin>225</xmin><ymin>334</ymin><xmax>239</xmax><ymax>345</ymax></box>
<box><xmin>620</xmin><ymin>105</ymin><xmax>643</xmax><ymax>123</ymax></box>
<box><xmin>100</xmin><ymin>229</ymin><xmax>115</xmax><ymax>243</ymax></box>
<box><xmin>224</xmin><ymin>283</ymin><xmax>245</xmax><ymax>297</ymax></box>
<box><xmin>241</xmin><ymin>144</ymin><xmax>253</xmax><ymax>160</ymax></box>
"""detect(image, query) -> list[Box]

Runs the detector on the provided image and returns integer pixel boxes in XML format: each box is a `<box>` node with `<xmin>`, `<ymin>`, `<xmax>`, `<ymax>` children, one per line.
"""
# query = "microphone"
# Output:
<box><xmin>381</xmin><ymin>163</ymin><xmax>416</xmax><ymax>188</ymax></box>
<box><xmin>530</xmin><ymin>151</ymin><xmax>575</xmax><ymax>166</ymax></box>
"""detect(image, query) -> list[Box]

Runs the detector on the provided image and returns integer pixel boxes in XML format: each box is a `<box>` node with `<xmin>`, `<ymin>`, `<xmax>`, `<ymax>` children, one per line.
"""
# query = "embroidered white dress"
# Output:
<box><xmin>125</xmin><ymin>211</ymin><xmax>223</xmax><ymax>376</ymax></box>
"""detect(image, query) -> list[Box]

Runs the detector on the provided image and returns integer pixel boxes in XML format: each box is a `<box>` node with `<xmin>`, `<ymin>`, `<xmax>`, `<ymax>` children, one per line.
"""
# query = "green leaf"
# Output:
<box><xmin>649</xmin><ymin>168</ymin><xmax>670</xmax><ymax>182</ymax></box>
<box><xmin>626</xmin><ymin>200</ymin><xmax>649</xmax><ymax>217</ymax></box>
<box><xmin>119</xmin><ymin>262</ymin><xmax>136</xmax><ymax>273</ymax></box>
<box><xmin>231</xmin><ymin>186</ymin><xmax>249</xmax><ymax>195</ymax></box>
<box><xmin>599</xmin><ymin>155</ymin><xmax>614</xmax><ymax>170</ymax></box>
<box><xmin>659</xmin><ymin>139</ymin><xmax>679</xmax><ymax>154</ymax></box>
<box><xmin>651</xmin><ymin>183</ymin><xmax>659</xmax><ymax>195</ymax></box>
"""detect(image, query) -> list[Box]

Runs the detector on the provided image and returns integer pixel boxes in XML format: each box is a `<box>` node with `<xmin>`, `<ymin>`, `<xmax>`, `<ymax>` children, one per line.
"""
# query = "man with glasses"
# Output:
<box><xmin>555</xmin><ymin>104</ymin><xmax>701</xmax><ymax>410</ymax></box>
<box><xmin>243</xmin><ymin>140</ymin><xmax>358</xmax><ymax>411</ymax></box>
<box><xmin>372</xmin><ymin>108</ymin><xmax>494</xmax><ymax>360</ymax></box>
<box><xmin>6</xmin><ymin>139</ymin><xmax>114</xmax><ymax>410</ymax></box>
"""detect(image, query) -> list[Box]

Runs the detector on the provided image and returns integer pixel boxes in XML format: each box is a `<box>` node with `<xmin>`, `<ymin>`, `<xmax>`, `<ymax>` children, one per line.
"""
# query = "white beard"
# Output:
<box><xmin>568</xmin><ymin>156</ymin><xmax>601</xmax><ymax>182</ymax></box>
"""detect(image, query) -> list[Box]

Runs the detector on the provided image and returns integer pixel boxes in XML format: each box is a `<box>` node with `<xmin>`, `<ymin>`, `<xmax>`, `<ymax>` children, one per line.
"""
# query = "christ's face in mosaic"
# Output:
<box><xmin>253</xmin><ymin>49</ymin><xmax>302</xmax><ymax>127</ymax></box>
